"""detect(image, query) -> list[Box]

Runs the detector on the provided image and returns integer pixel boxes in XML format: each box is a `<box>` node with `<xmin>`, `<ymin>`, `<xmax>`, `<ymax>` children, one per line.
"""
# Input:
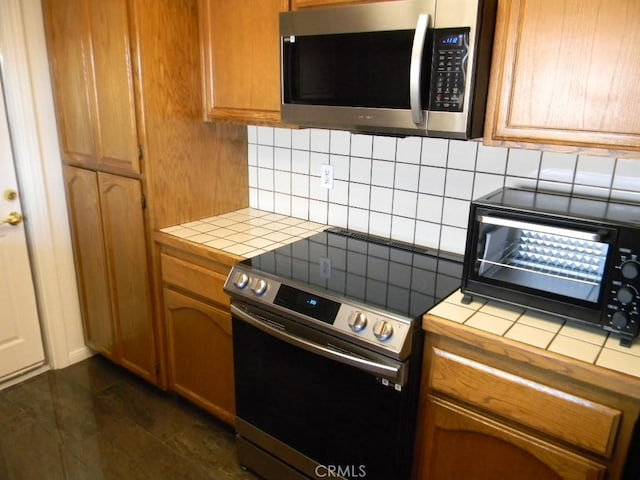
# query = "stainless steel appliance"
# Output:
<box><xmin>223</xmin><ymin>228</ymin><xmax>462</xmax><ymax>480</ymax></box>
<box><xmin>462</xmin><ymin>187</ymin><xmax>640</xmax><ymax>346</ymax></box>
<box><xmin>279</xmin><ymin>0</ymin><xmax>497</xmax><ymax>138</ymax></box>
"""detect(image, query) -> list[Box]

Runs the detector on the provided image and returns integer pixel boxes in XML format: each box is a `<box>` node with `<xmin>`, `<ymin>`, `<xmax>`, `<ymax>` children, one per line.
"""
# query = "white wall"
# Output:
<box><xmin>248</xmin><ymin>126</ymin><xmax>640</xmax><ymax>254</ymax></box>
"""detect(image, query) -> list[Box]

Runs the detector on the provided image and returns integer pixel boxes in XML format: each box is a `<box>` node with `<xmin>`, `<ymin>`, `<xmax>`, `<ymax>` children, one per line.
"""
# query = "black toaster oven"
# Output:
<box><xmin>461</xmin><ymin>187</ymin><xmax>640</xmax><ymax>346</ymax></box>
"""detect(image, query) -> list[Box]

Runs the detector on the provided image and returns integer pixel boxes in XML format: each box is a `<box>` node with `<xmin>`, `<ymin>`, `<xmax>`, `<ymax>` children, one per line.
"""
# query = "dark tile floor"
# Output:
<box><xmin>0</xmin><ymin>356</ymin><xmax>260</xmax><ymax>480</ymax></box>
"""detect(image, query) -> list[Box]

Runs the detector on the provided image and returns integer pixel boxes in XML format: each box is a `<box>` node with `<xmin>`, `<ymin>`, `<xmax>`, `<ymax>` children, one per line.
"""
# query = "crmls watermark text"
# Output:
<box><xmin>314</xmin><ymin>464</ymin><xmax>367</xmax><ymax>478</ymax></box>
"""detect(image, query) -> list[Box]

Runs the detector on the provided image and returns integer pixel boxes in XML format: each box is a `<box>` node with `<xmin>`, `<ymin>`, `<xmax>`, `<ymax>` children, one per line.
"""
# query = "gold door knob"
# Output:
<box><xmin>2</xmin><ymin>212</ymin><xmax>23</xmax><ymax>226</ymax></box>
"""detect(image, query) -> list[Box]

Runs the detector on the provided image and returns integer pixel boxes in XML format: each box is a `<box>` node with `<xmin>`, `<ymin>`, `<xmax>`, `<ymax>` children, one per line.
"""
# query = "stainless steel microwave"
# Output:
<box><xmin>461</xmin><ymin>188</ymin><xmax>640</xmax><ymax>346</ymax></box>
<box><xmin>279</xmin><ymin>0</ymin><xmax>497</xmax><ymax>139</ymax></box>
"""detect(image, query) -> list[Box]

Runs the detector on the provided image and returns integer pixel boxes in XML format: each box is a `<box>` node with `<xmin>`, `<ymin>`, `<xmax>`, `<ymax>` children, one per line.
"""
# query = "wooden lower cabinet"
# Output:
<box><xmin>413</xmin><ymin>328</ymin><xmax>640</xmax><ymax>480</ymax></box>
<box><xmin>64</xmin><ymin>166</ymin><xmax>157</xmax><ymax>382</ymax></box>
<box><xmin>418</xmin><ymin>395</ymin><xmax>606</xmax><ymax>480</ymax></box>
<box><xmin>158</xmin><ymin>240</ymin><xmax>240</xmax><ymax>425</ymax></box>
<box><xmin>163</xmin><ymin>288</ymin><xmax>235</xmax><ymax>425</ymax></box>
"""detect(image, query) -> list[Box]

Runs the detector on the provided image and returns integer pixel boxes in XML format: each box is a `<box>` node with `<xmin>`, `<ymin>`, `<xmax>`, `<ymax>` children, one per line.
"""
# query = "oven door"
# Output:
<box><xmin>462</xmin><ymin>210</ymin><xmax>616</xmax><ymax>323</ymax></box>
<box><xmin>230</xmin><ymin>302</ymin><xmax>419</xmax><ymax>480</ymax></box>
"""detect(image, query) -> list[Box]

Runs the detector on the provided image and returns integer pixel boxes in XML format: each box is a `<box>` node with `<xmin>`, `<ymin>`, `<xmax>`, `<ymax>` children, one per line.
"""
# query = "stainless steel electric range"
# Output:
<box><xmin>223</xmin><ymin>227</ymin><xmax>463</xmax><ymax>480</ymax></box>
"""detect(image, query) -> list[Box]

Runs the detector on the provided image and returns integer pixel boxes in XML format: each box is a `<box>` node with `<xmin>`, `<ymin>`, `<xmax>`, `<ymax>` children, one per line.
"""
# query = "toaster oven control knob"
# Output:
<box><xmin>373</xmin><ymin>320</ymin><xmax>393</xmax><ymax>341</ymax></box>
<box><xmin>251</xmin><ymin>278</ymin><xmax>268</xmax><ymax>296</ymax></box>
<box><xmin>233</xmin><ymin>272</ymin><xmax>250</xmax><ymax>289</ymax></box>
<box><xmin>611</xmin><ymin>311</ymin><xmax>629</xmax><ymax>329</ymax></box>
<box><xmin>616</xmin><ymin>286</ymin><xmax>636</xmax><ymax>305</ymax></box>
<box><xmin>348</xmin><ymin>312</ymin><xmax>368</xmax><ymax>332</ymax></box>
<box><xmin>621</xmin><ymin>261</ymin><xmax>640</xmax><ymax>280</ymax></box>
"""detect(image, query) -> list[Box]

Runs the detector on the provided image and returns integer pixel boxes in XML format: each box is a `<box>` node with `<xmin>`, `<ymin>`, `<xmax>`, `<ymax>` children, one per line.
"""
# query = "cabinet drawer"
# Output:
<box><xmin>428</xmin><ymin>347</ymin><xmax>621</xmax><ymax>457</ymax></box>
<box><xmin>160</xmin><ymin>253</ymin><xmax>230</xmax><ymax>307</ymax></box>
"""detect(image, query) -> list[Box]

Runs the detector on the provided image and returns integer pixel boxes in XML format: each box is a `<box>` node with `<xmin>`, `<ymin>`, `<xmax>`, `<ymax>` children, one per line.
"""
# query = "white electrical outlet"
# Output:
<box><xmin>320</xmin><ymin>164</ymin><xmax>334</xmax><ymax>190</ymax></box>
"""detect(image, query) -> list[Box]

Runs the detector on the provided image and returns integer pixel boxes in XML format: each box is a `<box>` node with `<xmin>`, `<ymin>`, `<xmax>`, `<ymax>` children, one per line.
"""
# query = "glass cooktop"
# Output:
<box><xmin>241</xmin><ymin>228</ymin><xmax>463</xmax><ymax>319</ymax></box>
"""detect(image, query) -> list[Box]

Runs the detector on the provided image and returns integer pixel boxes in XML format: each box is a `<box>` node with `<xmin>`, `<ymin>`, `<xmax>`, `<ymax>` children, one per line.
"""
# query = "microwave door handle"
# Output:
<box><xmin>478</xmin><ymin>215</ymin><xmax>603</xmax><ymax>242</ymax></box>
<box><xmin>410</xmin><ymin>13</ymin><xmax>430</xmax><ymax>125</ymax></box>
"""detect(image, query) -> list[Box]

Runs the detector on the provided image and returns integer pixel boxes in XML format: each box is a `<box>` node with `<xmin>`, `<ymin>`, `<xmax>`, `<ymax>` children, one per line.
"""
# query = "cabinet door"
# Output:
<box><xmin>98</xmin><ymin>173</ymin><xmax>156</xmax><ymax>382</ymax></box>
<box><xmin>163</xmin><ymin>288</ymin><xmax>235</xmax><ymax>425</ymax></box>
<box><xmin>64</xmin><ymin>166</ymin><xmax>114</xmax><ymax>355</ymax></box>
<box><xmin>43</xmin><ymin>0</ymin><xmax>96</xmax><ymax>167</ymax></box>
<box><xmin>88</xmin><ymin>0</ymin><xmax>140</xmax><ymax>173</ymax></box>
<box><xmin>485</xmin><ymin>0</ymin><xmax>640</xmax><ymax>155</ymax></box>
<box><xmin>200</xmin><ymin>0</ymin><xmax>288</xmax><ymax>124</ymax></box>
<box><xmin>44</xmin><ymin>0</ymin><xmax>140</xmax><ymax>173</ymax></box>
<box><xmin>415</xmin><ymin>395</ymin><xmax>606</xmax><ymax>480</ymax></box>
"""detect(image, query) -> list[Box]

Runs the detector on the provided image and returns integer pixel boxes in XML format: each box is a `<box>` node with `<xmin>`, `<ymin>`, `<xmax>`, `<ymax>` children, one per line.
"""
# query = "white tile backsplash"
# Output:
<box><xmin>371</xmin><ymin>160</ymin><xmax>395</xmax><ymax>187</ymax></box>
<box><xmin>310</xmin><ymin>129</ymin><xmax>330</xmax><ymax>152</ymax></box>
<box><xmin>330</xmin><ymin>130</ymin><xmax>351</xmax><ymax>155</ymax></box>
<box><xmin>421</xmin><ymin>137</ymin><xmax>448</xmax><ymax>167</ymax></box>
<box><xmin>291</xmin><ymin>149</ymin><xmax>309</xmax><ymax>174</ymax></box>
<box><xmin>330</xmin><ymin>154</ymin><xmax>350</xmax><ymax>181</ymax></box>
<box><xmin>292</xmin><ymin>129</ymin><xmax>310</xmax><ymax>150</ymax></box>
<box><xmin>444</xmin><ymin>169</ymin><xmax>474</xmax><ymax>200</ymax></box>
<box><xmin>248</xmin><ymin>127</ymin><xmax>640</xmax><ymax>254</ymax></box>
<box><xmin>394</xmin><ymin>163</ymin><xmax>420</xmax><ymax>191</ymax></box>
<box><xmin>539</xmin><ymin>152</ymin><xmax>576</xmax><ymax>183</ymax></box>
<box><xmin>418</xmin><ymin>166</ymin><xmax>446</xmax><ymax>195</ymax></box>
<box><xmin>370</xmin><ymin>186</ymin><xmax>393</xmax><ymax>213</ymax></box>
<box><xmin>350</xmin><ymin>156</ymin><xmax>372</xmax><ymax>184</ymax></box>
<box><xmin>476</xmin><ymin>144</ymin><xmax>508</xmax><ymax>174</ymax></box>
<box><xmin>257</xmin><ymin>145</ymin><xmax>274</xmax><ymax>169</ymax></box>
<box><xmin>397</xmin><ymin>136</ymin><xmax>422</xmax><ymax>164</ymax></box>
<box><xmin>447</xmin><ymin>140</ymin><xmax>478</xmax><ymax>170</ymax></box>
<box><xmin>257</xmin><ymin>126</ymin><xmax>273</xmax><ymax>145</ymax></box>
<box><xmin>373</xmin><ymin>136</ymin><xmax>397</xmax><ymax>160</ymax></box>
<box><xmin>274</xmin><ymin>128</ymin><xmax>291</xmax><ymax>148</ymax></box>
<box><xmin>351</xmin><ymin>134</ymin><xmax>373</xmax><ymax>158</ymax></box>
<box><xmin>576</xmin><ymin>155</ymin><xmax>615</xmax><ymax>187</ymax></box>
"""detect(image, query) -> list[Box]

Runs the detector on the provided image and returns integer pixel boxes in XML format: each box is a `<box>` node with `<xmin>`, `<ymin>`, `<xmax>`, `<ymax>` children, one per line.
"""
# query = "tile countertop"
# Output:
<box><xmin>428</xmin><ymin>289</ymin><xmax>640</xmax><ymax>381</ymax></box>
<box><xmin>159</xmin><ymin>208</ymin><xmax>327</xmax><ymax>258</ymax></box>
<box><xmin>161</xmin><ymin>208</ymin><xmax>640</xmax><ymax>390</ymax></box>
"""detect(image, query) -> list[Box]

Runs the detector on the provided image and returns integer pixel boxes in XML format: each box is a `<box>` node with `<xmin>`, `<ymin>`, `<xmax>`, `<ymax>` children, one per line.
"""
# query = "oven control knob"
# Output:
<box><xmin>373</xmin><ymin>320</ymin><xmax>393</xmax><ymax>341</ymax></box>
<box><xmin>616</xmin><ymin>286</ymin><xmax>636</xmax><ymax>305</ymax></box>
<box><xmin>251</xmin><ymin>278</ymin><xmax>268</xmax><ymax>296</ymax></box>
<box><xmin>622</xmin><ymin>261</ymin><xmax>640</xmax><ymax>280</ymax></box>
<box><xmin>348</xmin><ymin>312</ymin><xmax>368</xmax><ymax>332</ymax></box>
<box><xmin>233</xmin><ymin>272</ymin><xmax>250</xmax><ymax>289</ymax></box>
<box><xmin>612</xmin><ymin>311</ymin><xmax>628</xmax><ymax>329</ymax></box>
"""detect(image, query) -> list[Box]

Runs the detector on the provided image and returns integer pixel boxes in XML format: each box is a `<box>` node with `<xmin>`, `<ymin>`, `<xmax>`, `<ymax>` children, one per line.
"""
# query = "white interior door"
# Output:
<box><xmin>0</xmin><ymin>81</ymin><xmax>45</xmax><ymax>380</ymax></box>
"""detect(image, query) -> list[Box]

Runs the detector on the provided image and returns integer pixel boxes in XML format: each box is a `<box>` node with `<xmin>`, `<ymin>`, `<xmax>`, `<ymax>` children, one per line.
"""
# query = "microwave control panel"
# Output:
<box><xmin>604</xmin><ymin>237</ymin><xmax>640</xmax><ymax>344</ymax></box>
<box><xmin>429</xmin><ymin>28</ymin><xmax>470</xmax><ymax>113</ymax></box>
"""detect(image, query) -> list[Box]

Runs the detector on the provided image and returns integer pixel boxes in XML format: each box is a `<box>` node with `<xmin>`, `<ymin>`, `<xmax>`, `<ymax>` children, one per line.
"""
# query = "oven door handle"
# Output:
<box><xmin>230</xmin><ymin>304</ymin><xmax>406</xmax><ymax>386</ymax></box>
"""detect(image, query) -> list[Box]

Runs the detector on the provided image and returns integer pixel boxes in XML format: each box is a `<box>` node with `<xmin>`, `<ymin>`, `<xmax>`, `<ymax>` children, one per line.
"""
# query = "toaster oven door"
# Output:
<box><xmin>468</xmin><ymin>214</ymin><xmax>615</xmax><ymax>308</ymax></box>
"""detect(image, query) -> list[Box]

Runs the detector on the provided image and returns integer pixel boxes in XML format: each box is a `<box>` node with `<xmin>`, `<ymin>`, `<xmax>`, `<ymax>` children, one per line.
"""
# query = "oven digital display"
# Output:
<box><xmin>274</xmin><ymin>285</ymin><xmax>341</xmax><ymax>324</ymax></box>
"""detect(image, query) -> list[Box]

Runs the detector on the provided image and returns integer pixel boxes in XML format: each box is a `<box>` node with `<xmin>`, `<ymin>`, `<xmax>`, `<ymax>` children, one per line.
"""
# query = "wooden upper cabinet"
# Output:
<box><xmin>199</xmin><ymin>0</ymin><xmax>289</xmax><ymax>124</ymax></box>
<box><xmin>43</xmin><ymin>0</ymin><xmax>140</xmax><ymax>174</ymax></box>
<box><xmin>484</xmin><ymin>0</ymin><xmax>640</xmax><ymax>157</ymax></box>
